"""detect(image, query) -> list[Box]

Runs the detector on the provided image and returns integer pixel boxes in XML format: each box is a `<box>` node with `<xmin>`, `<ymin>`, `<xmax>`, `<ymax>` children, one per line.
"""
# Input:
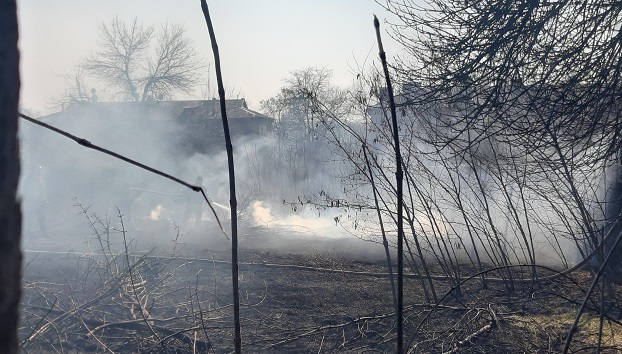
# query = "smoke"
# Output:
<box><xmin>19</xmin><ymin>100</ymin><xmax>594</xmax><ymax>268</ymax></box>
<box><xmin>18</xmin><ymin>102</ymin><xmax>380</xmax><ymax>258</ymax></box>
<box><xmin>250</xmin><ymin>200</ymin><xmax>350</xmax><ymax>237</ymax></box>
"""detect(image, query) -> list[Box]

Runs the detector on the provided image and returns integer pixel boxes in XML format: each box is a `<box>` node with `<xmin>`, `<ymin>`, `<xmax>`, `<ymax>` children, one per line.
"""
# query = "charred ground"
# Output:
<box><xmin>19</xmin><ymin>223</ymin><xmax>622</xmax><ymax>353</ymax></box>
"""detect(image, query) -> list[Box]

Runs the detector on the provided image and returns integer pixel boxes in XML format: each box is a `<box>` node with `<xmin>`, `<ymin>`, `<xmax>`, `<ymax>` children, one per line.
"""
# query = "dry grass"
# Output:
<box><xmin>19</xmin><ymin>224</ymin><xmax>622</xmax><ymax>353</ymax></box>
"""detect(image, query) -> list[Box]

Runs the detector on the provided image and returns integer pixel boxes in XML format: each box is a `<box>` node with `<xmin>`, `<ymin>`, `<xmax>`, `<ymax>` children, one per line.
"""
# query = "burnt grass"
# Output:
<box><xmin>20</xmin><ymin>224</ymin><xmax>622</xmax><ymax>353</ymax></box>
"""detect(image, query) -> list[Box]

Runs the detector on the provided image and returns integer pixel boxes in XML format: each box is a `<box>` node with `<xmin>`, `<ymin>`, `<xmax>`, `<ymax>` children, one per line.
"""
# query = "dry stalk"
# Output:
<box><xmin>199</xmin><ymin>1</ymin><xmax>241</xmax><ymax>352</ymax></box>
<box><xmin>374</xmin><ymin>14</ymin><xmax>404</xmax><ymax>352</ymax></box>
<box><xmin>441</xmin><ymin>321</ymin><xmax>494</xmax><ymax>354</ymax></box>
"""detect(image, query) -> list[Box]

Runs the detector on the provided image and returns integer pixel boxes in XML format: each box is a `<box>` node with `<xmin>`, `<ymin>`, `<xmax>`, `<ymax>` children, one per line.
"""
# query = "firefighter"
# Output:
<box><xmin>22</xmin><ymin>164</ymin><xmax>49</xmax><ymax>239</ymax></box>
<box><xmin>184</xmin><ymin>176</ymin><xmax>205</xmax><ymax>227</ymax></box>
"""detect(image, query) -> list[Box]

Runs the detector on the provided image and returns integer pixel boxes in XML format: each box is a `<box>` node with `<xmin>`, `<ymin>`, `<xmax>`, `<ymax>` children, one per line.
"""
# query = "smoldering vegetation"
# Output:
<box><xmin>18</xmin><ymin>1</ymin><xmax>622</xmax><ymax>351</ymax></box>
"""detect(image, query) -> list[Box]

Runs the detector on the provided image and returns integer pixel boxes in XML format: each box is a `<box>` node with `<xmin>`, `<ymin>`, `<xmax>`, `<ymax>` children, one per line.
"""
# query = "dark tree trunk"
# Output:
<box><xmin>603</xmin><ymin>162</ymin><xmax>622</xmax><ymax>282</ymax></box>
<box><xmin>200</xmin><ymin>2</ymin><xmax>241</xmax><ymax>352</ymax></box>
<box><xmin>0</xmin><ymin>0</ymin><xmax>22</xmax><ymax>353</ymax></box>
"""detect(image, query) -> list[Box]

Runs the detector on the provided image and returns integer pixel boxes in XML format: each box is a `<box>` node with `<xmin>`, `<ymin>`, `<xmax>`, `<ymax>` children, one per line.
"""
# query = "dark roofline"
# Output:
<box><xmin>39</xmin><ymin>99</ymin><xmax>274</xmax><ymax>122</ymax></box>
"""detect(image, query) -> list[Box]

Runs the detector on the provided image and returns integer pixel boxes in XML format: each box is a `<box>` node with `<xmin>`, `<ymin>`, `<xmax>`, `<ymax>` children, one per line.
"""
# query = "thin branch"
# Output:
<box><xmin>374</xmin><ymin>14</ymin><xmax>404</xmax><ymax>353</ymax></box>
<box><xmin>199</xmin><ymin>2</ymin><xmax>242</xmax><ymax>353</ymax></box>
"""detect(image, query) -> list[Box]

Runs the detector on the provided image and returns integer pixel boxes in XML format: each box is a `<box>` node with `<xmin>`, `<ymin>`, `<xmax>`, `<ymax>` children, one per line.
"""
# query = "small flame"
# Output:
<box><xmin>150</xmin><ymin>204</ymin><xmax>163</xmax><ymax>221</ymax></box>
<box><xmin>251</xmin><ymin>201</ymin><xmax>273</xmax><ymax>226</ymax></box>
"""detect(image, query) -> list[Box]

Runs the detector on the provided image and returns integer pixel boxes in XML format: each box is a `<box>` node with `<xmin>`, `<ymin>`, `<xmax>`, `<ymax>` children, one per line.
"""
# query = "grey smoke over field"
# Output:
<box><xmin>18</xmin><ymin>98</ymin><xmax>602</xmax><ymax>269</ymax></box>
<box><xmin>18</xmin><ymin>105</ymin><xmax>364</xmax><ymax>257</ymax></box>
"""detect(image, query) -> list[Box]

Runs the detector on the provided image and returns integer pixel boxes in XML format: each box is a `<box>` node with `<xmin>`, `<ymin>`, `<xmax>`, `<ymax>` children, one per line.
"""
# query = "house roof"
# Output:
<box><xmin>40</xmin><ymin>99</ymin><xmax>274</xmax><ymax>124</ymax></box>
<box><xmin>177</xmin><ymin>99</ymin><xmax>273</xmax><ymax>123</ymax></box>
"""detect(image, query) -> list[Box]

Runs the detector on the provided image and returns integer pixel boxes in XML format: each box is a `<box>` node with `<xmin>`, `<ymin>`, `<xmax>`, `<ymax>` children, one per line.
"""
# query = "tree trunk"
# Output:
<box><xmin>0</xmin><ymin>0</ymin><xmax>22</xmax><ymax>353</ymax></box>
<box><xmin>603</xmin><ymin>159</ymin><xmax>622</xmax><ymax>282</ymax></box>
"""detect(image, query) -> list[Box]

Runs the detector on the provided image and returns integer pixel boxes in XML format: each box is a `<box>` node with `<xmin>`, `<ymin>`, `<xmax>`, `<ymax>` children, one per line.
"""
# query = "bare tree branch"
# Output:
<box><xmin>84</xmin><ymin>17</ymin><xmax>204</xmax><ymax>102</ymax></box>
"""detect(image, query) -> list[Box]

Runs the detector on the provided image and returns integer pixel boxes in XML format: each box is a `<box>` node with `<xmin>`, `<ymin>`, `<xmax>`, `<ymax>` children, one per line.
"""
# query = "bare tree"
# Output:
<box><xmin>259</xmin><ymin>67</ymin><xmax>352</xmax><ymax>189</ymax></box>
<box><xmin>84</xmin><ymin>17</ymin><xmax>204</xmax><ymax>102</ymax></box>
<box><xmin>0</xmin><ymin>0</ymin><xmax>22</xmax><ymax>352</ymax></box>
<box><xmin>262</xmin><ymin>67</ymin><xmax>351</xmax><ymax>140</ymax></box>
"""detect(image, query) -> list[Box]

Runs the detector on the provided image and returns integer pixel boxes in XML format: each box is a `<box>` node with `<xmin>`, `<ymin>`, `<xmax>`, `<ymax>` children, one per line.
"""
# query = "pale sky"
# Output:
<box><xmin>17</xmin><ymin>1</ymin><xmax>403</xmax><ymax>115</ymax></box>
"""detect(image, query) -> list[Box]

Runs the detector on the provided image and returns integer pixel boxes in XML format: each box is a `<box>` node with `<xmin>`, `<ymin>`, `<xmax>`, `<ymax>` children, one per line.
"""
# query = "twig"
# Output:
<box><xmin>441</xmin><ymin>321</ymin><xmax>494</xmax><ymax>354</ymax></box>
<box><xmin>118</xmin><ymin>208</ymin><xmax>169</xmax><ymax>354</ymax></box>
<box><xmin>562</xmin><ymin>228</ymin><xmax>622</xmax><ymax>353</ymax></box>
<box><xmin>406</xmin><ymin>264</ymin><xmax>584</xmax><ymax>353</ymax></box>
<box><xmin>74</xmin><ymin>308</ymin><xmax>115</xmax><ymax>354</ymax></box>
<box><xmin>151</xmin><ymin>325</ymin><xmax>213</xmax><ymax>353</ymax></box>
<box><xmin>25</xmin><ymin>305</ymin><xmax>213</xmax><ymax>353</ymax></box>
<box><xmin>363</xmin><ymin>144</ymin><xmax>397</xmax><ymax>311</ymax></box>
<box><xmin>21</xmin><ymin>272</ymin><xmax>128</xmax><ymax>346</ymax></box>
<box><xmin>195</xmin><ymin>273</ymin><xmax>216</xmax><ymax>354</ymax></box>
<box><xmin>21</xmin><ymin>298</ymin><xmax>58</xmax><ymax>345</ymax></box>
<box><xmin>263</xmin><ymin>312</ymin><xmax>397</xmax><ymax>349</ymax></box>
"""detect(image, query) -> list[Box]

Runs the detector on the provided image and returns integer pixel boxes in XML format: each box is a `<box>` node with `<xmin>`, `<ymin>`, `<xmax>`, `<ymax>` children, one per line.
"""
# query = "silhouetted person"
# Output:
<box><xmin>22</xmin><ymin>165</ymin><xmax>49</xmax><ymax>239</ymax></box>
<box><xmin>184</xmin><ymin>176</ymin><xmax>205</xmax><ymax>227</ymax></box>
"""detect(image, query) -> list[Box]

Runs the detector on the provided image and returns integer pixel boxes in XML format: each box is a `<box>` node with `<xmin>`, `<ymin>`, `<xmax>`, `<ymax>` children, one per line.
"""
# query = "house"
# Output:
<box><xmin>38</xmin><ymin>98</ymin><xmax>275</xmax><ymax>155</ymax></box>
<box><xmin>176</xmin><ymin>98</ymin><xmax>274</xmax><ymax>153</ymax></box>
